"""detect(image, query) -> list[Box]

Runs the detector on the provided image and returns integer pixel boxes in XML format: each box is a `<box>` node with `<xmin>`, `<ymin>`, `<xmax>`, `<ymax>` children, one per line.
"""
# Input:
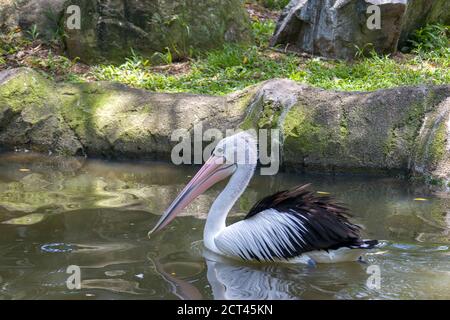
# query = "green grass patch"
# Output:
<box><xmin>92</xmin><ymin>44</ymin><xmax>301</xmax><ymax>94</ymax></box>
<box><xmin>252</xmin><ymin>19</ymin><xmax>277</xmax><ymax>48</ymax></box>
<box><xmin>256</xmin><ymin>0</ymin><xmax>290</xmax><ymax>10</ymax></box>
<box><xmin>291</xmin><ymin>52</ymin><xmax>449</xmax><ymax>91</ymax></box>
<box><xmin>92</xmin><ymin>49</ymin><xmax>449</xmax><ymax>95</ymax></box>
<box><xmin>3</xmin><ymin>20</ymin><xmax>449</xmax><ymax>96</ymax></box>
<box><xmin>409</xmin><ymin>24</ymin><xmax>449</xmax><ymax>58</ymax></box>
<box><xmin>90</xmin><ymin>21</ymin><xmax>449</xmax><ymax>95</ymax></box>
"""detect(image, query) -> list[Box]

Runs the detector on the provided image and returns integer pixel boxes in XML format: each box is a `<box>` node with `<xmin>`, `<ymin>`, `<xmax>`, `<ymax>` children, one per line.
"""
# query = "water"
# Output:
<box><xmin>0</xmin><ymin>152</ymin><xmax>449</xmax><ymax>300</ymax></box>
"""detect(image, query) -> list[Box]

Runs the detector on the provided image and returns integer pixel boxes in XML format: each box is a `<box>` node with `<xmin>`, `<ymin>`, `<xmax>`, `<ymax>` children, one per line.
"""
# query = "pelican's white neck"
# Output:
<box><xmin>203</xmin><ymin>164</ymin><xmax>256</xmax><ymax>253</ymax></box>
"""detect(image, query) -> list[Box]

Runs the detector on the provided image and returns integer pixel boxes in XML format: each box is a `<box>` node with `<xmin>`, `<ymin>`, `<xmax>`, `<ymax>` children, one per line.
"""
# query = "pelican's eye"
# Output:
<box><xmin>215</xmin><ymin>147</ymin><xmax>224</xmax><ymax>155</ymax></box>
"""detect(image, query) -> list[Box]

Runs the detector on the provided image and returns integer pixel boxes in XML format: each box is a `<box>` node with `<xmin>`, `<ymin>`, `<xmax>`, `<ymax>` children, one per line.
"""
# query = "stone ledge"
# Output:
<box><xmin>1</xmin><ymin>68</ymin><xmax>449</xmax><ymax>189</ymax></box>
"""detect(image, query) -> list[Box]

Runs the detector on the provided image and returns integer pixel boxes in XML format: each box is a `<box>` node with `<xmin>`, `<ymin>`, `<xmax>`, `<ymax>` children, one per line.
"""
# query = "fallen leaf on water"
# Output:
<box><xmin>2</xmin><ymin>213</ymin><xmax>45</xmax><ymax>225</ymax></box>
<box><xmin>372</xmin><ymin>251</ymin><xmax>388</xmax><ymax>255</ymax></box>
<box><xmin>414</xmin><ymin>198</ymin><xmax>428</xmax><ymax>201</ymax></box>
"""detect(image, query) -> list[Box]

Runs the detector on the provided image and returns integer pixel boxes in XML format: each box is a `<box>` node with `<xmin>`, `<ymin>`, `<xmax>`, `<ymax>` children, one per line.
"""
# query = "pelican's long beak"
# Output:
<box><xmin>148</xmin><ymin>155</ymin><xmax>236</xmax><ymax>237</ymax></box>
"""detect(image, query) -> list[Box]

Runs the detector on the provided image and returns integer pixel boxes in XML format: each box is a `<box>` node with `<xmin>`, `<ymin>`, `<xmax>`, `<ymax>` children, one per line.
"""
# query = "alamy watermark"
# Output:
<box><xmin>66</xmin><ymin>265</ymin><xmax>81</xmax><ymax>290</ymax></box>
<box><xmin>170</xmin><ymin>124</ymin><xmax>281</xmax><ymax>176</ymax></box>
<box><xmin>366</xmin><ymin>264</ymin><xmax>381</xmax><ymax>290</ymax></box>
<box><xmin>66</xmin><ymin>5</ymin><xmax>81</xmax><ymax>30</ymax></box>
<box><xmin>56</xmin><ymin>0</ymin><xmax>384</xmax><ymax>56</ymax></box>
<box><xmin>62</xmin><ymin>4</ymin><xmax>382</xmax><ymax>32</ymax></box>
<box><xmin>367</xmin><ymin>5</ymin><xmax>381</xmax><ymax>30</ymax></box>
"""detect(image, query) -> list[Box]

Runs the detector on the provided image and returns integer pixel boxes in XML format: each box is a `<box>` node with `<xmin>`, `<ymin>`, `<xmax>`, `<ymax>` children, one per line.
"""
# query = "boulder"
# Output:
<box><xmin>0</xmin><ymin>68</ymin><xmax>246</xmax><ymax>158</ymax></box>
<box><xmin>0</xmin><ymin>68</ymin><xmax>83</xmax><ymax>155</ymax></box>
<box><xmin>0</xmin><ymin>0</ymin><xmax>252</xmax><ymax>64</ymax></box>
<box><xmin>63</xmin><ymin>0</ymin><xmax>252</xmax><ymax>64</ymax></box>
<box><xmin>270</xmin><ymin>0</ymin><xmax>449</xmax><ymax>60</ymax></box>
<box><xmin>1</xmin><ymin>68</ymin><xmax>450</xmax><ymax>189</ymax></box>
<box><xmin>0</xmin><ymin>0</ymin><xmax>67</xmax><ymax>40</ymax></box>
<box><xmin>399</xmin><ymin>0</ymin><xmax>450</xmax><ymax>48</ymax></box>
<box><xmin>0</xmin><ymin>0</ymin><xmax>17</xmax><ymax>32</ymax></box>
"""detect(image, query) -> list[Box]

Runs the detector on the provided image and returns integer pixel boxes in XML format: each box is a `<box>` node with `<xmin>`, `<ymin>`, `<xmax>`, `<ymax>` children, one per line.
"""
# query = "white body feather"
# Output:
<box><xmin>212</xmin><ymin>208</ymin><xmax>363</xmax><ymax>264</ymax></box>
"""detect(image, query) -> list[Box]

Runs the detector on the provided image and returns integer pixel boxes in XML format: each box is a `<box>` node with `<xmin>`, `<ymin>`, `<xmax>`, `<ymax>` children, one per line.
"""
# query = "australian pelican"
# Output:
<box><xmin>149</xmin><ymin>131</ymin><xmax>378</xmax><ymax>263</ymax></box>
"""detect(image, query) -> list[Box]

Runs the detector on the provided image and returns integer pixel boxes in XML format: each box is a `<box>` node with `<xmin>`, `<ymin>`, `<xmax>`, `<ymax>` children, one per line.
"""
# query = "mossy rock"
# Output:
<box><xmin>1</xmin><ymin>68</ymin><xmax>450</xmax><ymax>190</ymax></box>
<box><xmin>236</xmin><ymin>79</ymin><xmax>450</xmax><ymax>185</ymax></box>
<box><xmin>63</xmin><ymin>0</ymin><xmax>252</xmax><ymax>64</ymax></box>
<box><xmin>0</xmin><ymin>68</ymin><xmax>83</xmax><ymax>155</ymax></box>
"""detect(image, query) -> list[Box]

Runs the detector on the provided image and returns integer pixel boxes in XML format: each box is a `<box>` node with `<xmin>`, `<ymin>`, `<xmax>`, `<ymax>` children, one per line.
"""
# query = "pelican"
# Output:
<box><xmin>149</xmin><ymin>131</ymin><xmax>378</xmax><ymax>264</ymax></box>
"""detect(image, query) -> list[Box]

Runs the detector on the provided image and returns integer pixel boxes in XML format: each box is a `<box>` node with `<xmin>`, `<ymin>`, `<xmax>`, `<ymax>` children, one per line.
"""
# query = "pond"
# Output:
<box><xmin>0</xmin><ymin>152</ymin><xmax>449</xmax><ymax>300</ymax></box>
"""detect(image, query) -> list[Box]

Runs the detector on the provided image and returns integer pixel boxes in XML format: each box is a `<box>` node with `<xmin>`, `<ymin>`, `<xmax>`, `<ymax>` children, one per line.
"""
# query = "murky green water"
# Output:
<box><xmin>0</xmin><ymin>152</ymin><xmax>449</xmax><ymax>300</ymax></box>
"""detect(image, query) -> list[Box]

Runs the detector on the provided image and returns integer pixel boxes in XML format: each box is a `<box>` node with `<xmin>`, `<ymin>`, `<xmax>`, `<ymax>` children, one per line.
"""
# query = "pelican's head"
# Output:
<box><xmin>149</xmin><ymin>130</ymin><xmax>257</xmax><ymax>236</ymax></box>
<box><xmin>213</xmin><ymin>131</ymin><xmax>258</xmax><ymax>167</ymax></box>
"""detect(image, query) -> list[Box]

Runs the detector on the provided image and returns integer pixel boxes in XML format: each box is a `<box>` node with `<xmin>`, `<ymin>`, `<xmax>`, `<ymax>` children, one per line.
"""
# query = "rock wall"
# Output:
<box><xmin>240</xmin><ymin>78</ymin><xmax>450</xmax><ymax>187</ymax></box>
<box><xmin>0</xmin><ymin>0</ymin><xmax>67</xmax><ymax>39</ymax></box>
<box><xmin>1</xmin><ymin>68</ymin><xmax>449</xmax><ymax>188</ymax></box>
<box><xmin>271</xmin><ymin>0</ymin><xmax>450</xmax><ymax>60</ymax></box>
<box><xmin>0</xmin><ymin>0</ymin><xmax>252</xmax><ymax>64</ymax></box>
<box><xmin>399</xmin><ymin>0</ymin><xmax>450</xmax><ymax>48</ymax></box>
<box><xmin>64</xmin><ymin>0</ymin><xmax>252</xmax><ymax>63</ymax></box>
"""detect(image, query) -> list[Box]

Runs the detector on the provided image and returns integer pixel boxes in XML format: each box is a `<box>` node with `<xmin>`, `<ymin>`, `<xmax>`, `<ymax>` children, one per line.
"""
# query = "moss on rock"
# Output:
<box><xmin>283</xmin><ymin>106</ymin><xmax>326</xmax><ymax>156</ymax></box>
<box><xmin>1</xmin><ymin>68</ymin><xmax>450</xmax><ymax>190</ymax></box>
<box><xmin>0</xmin><ymin>68</ymin><xmax>83</xmax><ymax>155</ymax></box>
<box><xmin>0</xmin><ymin>68</ymin><xmax>57</xmax><ymax>115</ymax></box>
<box><xmin>428</xmin><ymin>120</ymin><xmax>447</xmax><ymax>165</ymax></box>
<box><xmin>64</xmin><ymin>0</ymin><xmax>253</xmax><ymax>64</ymax></box>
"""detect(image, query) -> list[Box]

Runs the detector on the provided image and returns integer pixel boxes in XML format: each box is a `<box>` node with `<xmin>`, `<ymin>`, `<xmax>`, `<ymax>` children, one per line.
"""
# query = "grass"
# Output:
<box><xmin>409</xmin><ymin>24</ymin><xmax>449</xmax><ymax>57</ymax></box>
<box><xmin>91</xmin><ymin>21</ymin><xmax>449</xmax><ymax>95</ymax></box>
<box><xmin>0</xmin><ymin>27</ymin><xmax>81</xmax><ymax>80</ymax></box>
<box><xmin>291</xmin><ymin>52</ymin><xmax>449</xmax><ymax>91</ymax></box>
<box><xmin>92</xmin><ymin>42</ymin><xmax>301</xmax><ymax>94</ymax></box>
<box><xmin>408</xmin><ymin>24</ymin><xmax>449</xmax><ymax>70</ymax></box>
<box><xmin>26</xmin><ymin>25</ymin><xmax>40</xmax><ymax>41</ymax></box>
<box><xmin>255</xmin><ymin>0</ymin><xmax>290</xmax><ymax>10</ymax></box>
<box><xmin>252</xmin><ymin>19</ymin><xmax>277</xmax><ymax>47</ymax></box>
<box><xmin>1</xmin><ymin>13</ymin><xmax>449</xmax><ymax>95</ymax></box>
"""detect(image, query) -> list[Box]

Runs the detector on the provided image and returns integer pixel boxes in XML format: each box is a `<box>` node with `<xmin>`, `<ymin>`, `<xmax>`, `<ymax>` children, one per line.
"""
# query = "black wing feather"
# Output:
<box><xmin>245</xmin><ymin>184</ymin><xmax>368</xmax><ymax>252</ymax></box>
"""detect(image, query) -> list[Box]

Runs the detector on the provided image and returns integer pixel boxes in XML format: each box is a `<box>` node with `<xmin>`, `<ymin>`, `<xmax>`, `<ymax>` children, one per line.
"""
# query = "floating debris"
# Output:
<box><xmin>105</xmin><ymin>270</ymin><xmax>127</xmax><ymax>277</ymax></box>
<box><xmin>41</xmin><ymin>243</ymin><xmax>75</xmax><ymax>253</ymax></box>
<box><xmin>371</xmin><ymin>251</ymin><xmax>388</xmax><ymax>255</ymax></box>
<box><xmin>82</xmin><ymin>279</ymin><xmax>142</xmax><ymax>295</ymax></box>
<box><xmin>2</xmin><ymin>213</ymin><xmax>45</xmax><ymax>225</ymax></box>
